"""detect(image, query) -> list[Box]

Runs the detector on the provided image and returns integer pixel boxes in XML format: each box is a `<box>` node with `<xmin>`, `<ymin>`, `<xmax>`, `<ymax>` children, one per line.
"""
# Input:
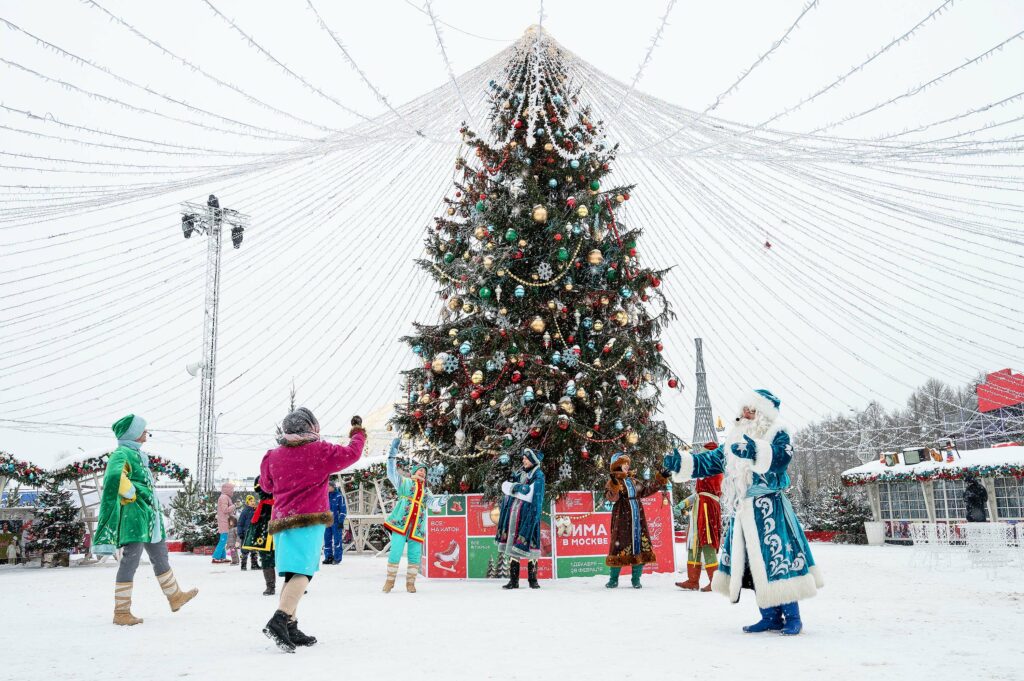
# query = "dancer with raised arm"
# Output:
<box><xmin>663</xmin><ymin>390</ymin><xmax>822</xmax><ymax>635</ymax></box>
<box><xmin>495</xmin><ymin>448</ymin><xmax>546</xmax><ymax>590</ymax></box>
<box><xmin>382</xmin><ymin>437</ymin><xmax>447</xmax><ymax>593</ymax></box>
<box><xmin>259</xmin><ymin>410</ymin><xmax>365</xmax><ymax>653</ymax></box>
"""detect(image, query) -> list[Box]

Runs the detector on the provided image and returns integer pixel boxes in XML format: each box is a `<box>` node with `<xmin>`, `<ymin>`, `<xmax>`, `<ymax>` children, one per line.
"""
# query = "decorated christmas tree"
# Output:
<box><xmin>169</xmin><ymin>479</ymin><xmax>218</xmax><ymax>549</ymax></box>
<box><xmin>393</xmin><ymin>34</ymin><xmax>680</xmax><ymax>498</ymax></box>
<box><xmin>808</xmin><ymin>477</ymin><xmax>871</xmax><ymax>544</ymax></box>
<box><xmin>25</xmin><ymin>479</ymin><xmax>85</xmax><ymax>555</ymax></box>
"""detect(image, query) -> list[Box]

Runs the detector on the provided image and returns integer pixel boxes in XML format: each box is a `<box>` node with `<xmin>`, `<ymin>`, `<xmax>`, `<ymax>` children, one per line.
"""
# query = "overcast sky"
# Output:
<box><xmin>1</xmin><ymin>0</ymin><xmax>1021</xmax><ymax>476</ymax></box>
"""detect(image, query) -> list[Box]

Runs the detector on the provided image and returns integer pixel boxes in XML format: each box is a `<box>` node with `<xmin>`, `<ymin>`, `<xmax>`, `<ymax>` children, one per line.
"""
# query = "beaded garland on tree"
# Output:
<box><xmin>392</xmin><ymin>37</ymin><xmax>681</xmax><ymax>498</ymax></box>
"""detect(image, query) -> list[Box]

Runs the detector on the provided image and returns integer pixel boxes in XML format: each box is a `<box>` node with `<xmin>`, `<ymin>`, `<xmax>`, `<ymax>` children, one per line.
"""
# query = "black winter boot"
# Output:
<box><xmin>287</xmin><ymin>617</ymin><xmax>317</xmax><ymax>646</ymax></box>
<box><xmin>262</xmin><ymin>610</ymin><xmax>295</xmax><ymax>653</ymax></box>
<box><xmin>240</xmin><ymin>553</ymin><xmax>247</xmax><ymax>571</ymax></box>
<box><xmin>502</xmin><ymin>559</ymin><xmax>520</xmax><ymax>589</ymax></box>
<box><xmin>262</xmin><ymin>566</ymin><xmax>276</xmax><ymax>596</ymax></box>
<box><xmin>251</xmin><ymin>552</ymin><xmax>260</xmax><ymax>570</ymax></box>
<box><xmin>527</xmin><ymin>560</ymin><xmax>541</xmax><ymax>589</ymax></box>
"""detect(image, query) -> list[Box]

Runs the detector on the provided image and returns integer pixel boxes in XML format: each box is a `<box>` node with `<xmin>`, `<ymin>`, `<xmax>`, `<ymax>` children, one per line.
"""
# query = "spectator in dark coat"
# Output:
<box><xmin>963</xmin><ymin>474</ymin><xmax>989</xmax><ymax>522</ymax></box>
<box><xmin>238</xmin><ymin>495</ymin><xmax>259</xmax><ymax>570</ymax></box>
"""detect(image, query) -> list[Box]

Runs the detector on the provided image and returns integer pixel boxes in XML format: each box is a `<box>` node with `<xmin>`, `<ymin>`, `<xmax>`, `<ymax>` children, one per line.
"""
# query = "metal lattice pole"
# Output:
<box><xmin>691</xmin><ymin>338</ymin><xmax>718</xmax><ymax>448</ymax></box>
<box><xmin>180</xmin><ymin>195</ymin><xmax>250</xmax><ymax>491</ymax></box>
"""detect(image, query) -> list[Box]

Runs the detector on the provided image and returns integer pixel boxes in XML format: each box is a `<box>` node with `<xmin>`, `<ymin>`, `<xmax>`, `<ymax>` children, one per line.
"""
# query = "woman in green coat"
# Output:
<box><xmin>94</xmin><ymin>414</ymin><xmax>198</xmax><ymax>625</ymax></box>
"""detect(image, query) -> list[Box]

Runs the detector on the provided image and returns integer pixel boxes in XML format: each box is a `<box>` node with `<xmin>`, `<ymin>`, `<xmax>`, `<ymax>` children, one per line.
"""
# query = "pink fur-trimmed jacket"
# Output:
<box><xmin>259</xmin><ymin>430</ymin><xmax>365</xmax><ymax>534</ymax></box>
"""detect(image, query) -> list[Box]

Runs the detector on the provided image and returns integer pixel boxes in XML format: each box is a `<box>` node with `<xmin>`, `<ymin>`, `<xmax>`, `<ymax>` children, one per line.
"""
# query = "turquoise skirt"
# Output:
<box><xmin>274</xmin><ymin>525</ymin><xmax>324</xmax><ymax>576</ymax></box>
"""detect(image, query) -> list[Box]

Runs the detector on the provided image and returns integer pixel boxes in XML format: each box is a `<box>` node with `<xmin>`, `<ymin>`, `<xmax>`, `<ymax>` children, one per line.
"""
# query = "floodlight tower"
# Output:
<box><xmin>180</xmin><ymin>194</ymin><xmax>250</xmax><ymax>491</ymax></box>
<box><xmin>691</xmin><ymin>338</ymin><xmax>718</xmax><ymax>449</ymax></box>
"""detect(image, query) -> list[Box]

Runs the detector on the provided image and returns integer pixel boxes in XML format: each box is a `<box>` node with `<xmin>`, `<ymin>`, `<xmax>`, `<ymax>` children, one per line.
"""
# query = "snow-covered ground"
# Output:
<box><xmin>2</xmin><ymin>544</ymin><xmax>1022</xmax><ymax>680</ymax></box>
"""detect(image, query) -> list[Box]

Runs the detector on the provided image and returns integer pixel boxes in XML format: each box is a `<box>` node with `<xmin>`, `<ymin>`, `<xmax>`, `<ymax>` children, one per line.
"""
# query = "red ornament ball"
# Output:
<box><xmin>667</xmin><ymin>378</ymin><xmax>678</xmax><ymax>389</ymax></box>
<box><xmin>413</xmin><ymin>409</ymin><xmax>424</xmax><ymax>419</ymax></box>
<box><xmin>470</xmin><ymin>390</ymin><xmax>481</xmax><ymax>399</ymax></box>
<box><xmin>650</xmin><ymin>276</ymin><xmax>661</xmax><ymax>288</ymax></box>
<box><xmin>459</xmin><ymin>480</ymin><xmax>470</xmax><ymax>492</ymax></box>
<box><xmin>655</xmin><ymin>342</ymin><xmax>664</xmax><ymax>352</ymax></box>
<box><xmin>554</xmin><ymin>233</ymin><xmax>563</xmax><ymax>242</ymax></box>
<box><xmin>566</xmin><ymin>198</ymin><xmax>577</xmax><ymax>209</ymax></box>
<box><xmin>511</xmin><ymin>371</ymin><xmax>522</xmax><ymax>383</ymax></box>
<box><xmin>514</xmin><ymin>120</ymin><xmax>524</xmax><ymax>129</ymax></box>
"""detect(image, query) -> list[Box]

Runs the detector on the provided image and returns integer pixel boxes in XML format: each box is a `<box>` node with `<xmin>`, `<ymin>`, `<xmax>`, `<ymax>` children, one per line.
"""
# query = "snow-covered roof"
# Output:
<box><xmin>841</xmin><ymin>444</ymin><xmax>1024</xmax><ymax>484</ymax></box>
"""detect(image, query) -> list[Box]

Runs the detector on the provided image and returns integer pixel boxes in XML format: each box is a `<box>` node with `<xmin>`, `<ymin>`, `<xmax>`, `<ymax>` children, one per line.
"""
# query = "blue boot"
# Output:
<box><xmin>742</xmin><ymin>607</ymin><xmax>783</xmax><ymax>633</ymax></box>
<box><xmin>630</xmin><ymin>564</ymin><xmax>643</xmax><ymax>589</ymax></box>
<box><xmin>780</xmin><ymin>602</ymin><xmax>802</xmax><ymax>635</ymax></box>
<box><xmin>605</xmin><ymin>567</ymin><xmax>620</xmax><ymax>588</ymax></box>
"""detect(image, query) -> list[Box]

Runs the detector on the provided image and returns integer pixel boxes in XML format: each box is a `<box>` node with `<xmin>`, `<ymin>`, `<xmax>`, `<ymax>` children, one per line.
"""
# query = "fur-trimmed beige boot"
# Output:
<box><xmin>113</xmin><ymin>582</ymin><xmax>143</xmax><ymax>626</ymax></box>
<box><xmin>157</xmin><ymin>570</ymin><xmax>198</xmax><ymax>612</ymax></box>
<box><xmin>406</xmin><ymin>564</ymin><xmax>419</xmax><ymax>593</ymax></box>
<box><xmin>382</xmin><ymin>563</ymin><xmax>399</xmax><ymax>593</ymax></box>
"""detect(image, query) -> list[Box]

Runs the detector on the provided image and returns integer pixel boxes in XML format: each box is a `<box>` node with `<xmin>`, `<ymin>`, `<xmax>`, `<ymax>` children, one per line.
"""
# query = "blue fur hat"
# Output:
<box><xmin>524</xmin><ymin>448</ymin><xmax>544</xmax><ymax>467</ymax></box>
<box><xmin>410</xmin><ymin>462</ymin><xmax>427</xmax><ymax>475</ymax></box>
<box><xmin>753</xmin><ymin>388</ymin><xmax>781</xmax><ymax>410</ymax></box>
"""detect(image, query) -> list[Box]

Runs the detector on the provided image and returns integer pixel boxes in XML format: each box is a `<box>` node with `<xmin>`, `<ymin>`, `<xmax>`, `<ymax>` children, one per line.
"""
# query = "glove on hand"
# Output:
<box><xmin>730</xmin><ymin>435</ymin><xmax>757</xmax><ymax>460</ymax></box>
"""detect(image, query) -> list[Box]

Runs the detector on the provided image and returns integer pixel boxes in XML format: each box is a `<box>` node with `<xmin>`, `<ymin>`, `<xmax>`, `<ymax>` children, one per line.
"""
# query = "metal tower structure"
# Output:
<box><xmin>180</xmin><ymin>195</ymin><xmax>250</xmax><ymax>491</ymax></box>
<box><xmin>691</xmin><ymin>338</ymin><xmax>718</xmax><ymax>448</ymax></box>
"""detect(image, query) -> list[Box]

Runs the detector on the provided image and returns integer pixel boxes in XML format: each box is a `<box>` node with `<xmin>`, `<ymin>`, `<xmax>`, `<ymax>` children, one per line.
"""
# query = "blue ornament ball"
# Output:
<box><xmin>535</xmin><ymin>127</ymin><xmax>546</xmax><ymax>137</ymax></box>
<box><xmin>570</xmin><ymin>159</ymin><xmax>580</xmax><ymax>169</ymax></box>
<box><xmin>499</xmin><ymin>453</ymin><xmax>510</xmax><ymax>465</ymax></box>
<box><xmin>620</xmin><ymin>286</ymin><xmax>633</xmax><ymax>299</ymax></box>
<box><xmin>514</xmin><ymin>285</ymin><xmax>526</xmax><ymax>298</ymax></box>
<box><xmin>459</xmin><ymin>341</ymin><xmax>471</xmax><ymax>355</ymax></box>
<box><xmin>548</xmin><ymin>178</ymin><xmax>558</xmax><ymax>188</ymax></box>
<box><xmin>412</xmin><ymin>344</ymin><xmax>423</xmax><ymax>355</ymax></box>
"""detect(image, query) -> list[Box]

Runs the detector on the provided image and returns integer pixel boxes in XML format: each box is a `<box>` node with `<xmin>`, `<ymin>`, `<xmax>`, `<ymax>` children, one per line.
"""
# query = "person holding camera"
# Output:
<box><xmin>258</xmin><ymin>409</ymin><xmax>365</xmax><ymax>653</ymax></box>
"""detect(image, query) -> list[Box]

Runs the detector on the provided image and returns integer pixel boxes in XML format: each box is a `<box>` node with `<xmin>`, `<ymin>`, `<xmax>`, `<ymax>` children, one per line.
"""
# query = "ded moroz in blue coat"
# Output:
<box><xmin>666</xmin><ymin>389</ymin><xmax>823</xmax><ymax>609</ymax></box>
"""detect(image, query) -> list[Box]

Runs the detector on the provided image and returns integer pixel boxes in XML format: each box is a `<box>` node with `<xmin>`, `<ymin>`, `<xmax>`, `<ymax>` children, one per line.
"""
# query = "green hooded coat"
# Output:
<box><xmin>93</xmin><ymin>445</ymin><xmax>165</xmax><ymax>553</ymax></box>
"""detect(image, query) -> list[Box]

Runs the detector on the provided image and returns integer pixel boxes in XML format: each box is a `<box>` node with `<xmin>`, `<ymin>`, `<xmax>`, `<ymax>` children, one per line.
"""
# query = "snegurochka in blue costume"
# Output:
<box><xmin>663</xmin><ymin>389</ymin><xmax>823</xmax><ymax>635</ymax></box>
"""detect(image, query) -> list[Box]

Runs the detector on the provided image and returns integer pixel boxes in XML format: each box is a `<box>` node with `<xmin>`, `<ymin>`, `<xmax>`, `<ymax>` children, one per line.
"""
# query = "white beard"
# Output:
<box><xmin>720</xmin><ymin>412</ymin><xmax>777</xmax><ymax>518</ymax></box>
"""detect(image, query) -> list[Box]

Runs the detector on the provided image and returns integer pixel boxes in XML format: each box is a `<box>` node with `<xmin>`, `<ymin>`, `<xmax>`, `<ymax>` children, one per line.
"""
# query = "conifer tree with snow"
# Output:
<box><xmin>25</xmin><ymin>479</ymin><xmax>84</xmax><ymax>555</ymax></box>
<box><xmin>169</xmin><ymin>479</ymin><xmax>218</xmax><ymax>549</ymax></box>
<box><xmin>809</xmin><ymin>477</ymin><xmax>871</xmax><ymax>543</ymax></box>
<box><xmin>393</xmin><ymin>34</ymin><xmax>679</xmax><ymax>498</ymax></box>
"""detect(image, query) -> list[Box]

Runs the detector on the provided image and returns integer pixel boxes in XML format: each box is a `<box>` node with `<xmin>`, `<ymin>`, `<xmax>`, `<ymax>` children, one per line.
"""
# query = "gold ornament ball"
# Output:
<box><xmin>587</xmin><ymin>249</ymin><xmax>604</xmax><ymax>265</ymax></box>
<box><xmin>489</xmin><ymin>506</ymin><xmax>501</xmax><ymax>524</ymax></box>
<box><xmin>448</xmin><ymin>329</ymin><xmax>458</xmax><ymax>337</ymax></box>
<box><xmin>468</xmin><ymin>285</ymin><xmax>476</xmax><ymax>294</ymax></box>
<box><xmin>577</xmin><ymin>205</ymin><xmax>589</xmax><ymax>218</ymax></box>
<box><xmin>452</xmin><ymin>338</ymin><xmax>460</xmax><ymax>347</ymax></box>
<box><xmin>497</xmin><ymin>269</ymin><xmax>506</xmax><ymax>277</ymax></box>
<box><xmin>463</xmin><ymin>251</ymin><xmax>471</xmax><ymax>261</ymax></box>
<box><xmin>593</xmin><ymin>358</ymin><xmax>603</xmax><ymax>368</ymax></box>
<box><xmin>593</xmin><ymin>320</ymin><xmax>604</xmax><ymax>332</ymax></box>
<box><xmin>431</xmin><ymin>356</ymin><xmax>446</xmax><ymax>373</ymax></box>
<box><xmin>576</xmin><ymin>388</ymin><xmax>587</xmax><ymax>399</ymax></box>
<box><xmin>531</xmin><ymin>273</ymin><xmax>539</xmax><ymax>281</ymax></box>
<box><xmin>564</xmin><ymin>283</ymin><xmax>574</xmax><ymax>291</ymax></box>
<box><xmin>547</xmin><ymin>300</ymin><xmax>557</xmax><ymax>309</ymax></box>
<box><xmin>529</xmin><ymin>316</ymin><xmax>547</xmax><ymax>333</ymax></box>
<box><xmin>614</xmin><ymin>310</ymin><xmax>629</xmax><ymax>326</ymax></box>
<box><xmin>544</xmin><ymin>142</ymin><xmax>553</xmax><ymax>151</ymax></box>
<box><xmin>419</xmin><ymin>393</ymin><xmax>432</xmax><ymax>405</ymax></box>
<box><xmin>471</xmin><ymin>370</ymin><xmax>484</xmax><ymax>385</ymax></box>
<box><xmin>489</xmin><ymin>399</ymin><xmax>497</xmax><ymax>407</ymax></box>
<box><xmin>447</xmin><ymin>297</ymin><xmax>463</xmax><ymax>311</ymax></box>
<box><xmin>474</xmin><ymin>226</ymin><xmax>487</xmax><ymax>239</ymax></box>
<box><xmin>510</xmin><ymin>141</ymin><xmax>518</xmax><ymax>148</ymax></box>
<box><xmin>483</xmin><ymin>256</ymin><xmax>495</xmax><ymax>269</ymax></box>
<box><xmin>626</xmin><ymin>431</ymin><xmax>640</xmax><ymax>445</ymax></box>
<box><xmin>486</xmin><ymin>242</ymin><xmax>496</xmax><ymax>251</ymax></box>
<box><xmin>532</xmin><ymin>205</ymin><xmax>549</xmax><ymax>223</ymax></box>
<box><xmin>643</xmin><ymin>371</ymin><xmax>653</xmax><ymax>382</ymax></box>
<box><xmin>518</xmin><ymin>239</ymin><xmax>527</xmax><ymax>248</ymax></box>
<box><xmin>558</xmin><ymin>396</ymin><xmax>574</xmax><ymax>415</ymax></box>
<box><xmin>446</xmin><ymin>207</ymin><xmax>455</xmax><ymax>216</ymax></box>
<box><xmin>462</xmin><ymin>302</ymin><xmax>475</xmax><ymax>314</ymax></box>
<box><xmin>499</xmin><ymin>307</ymin><xmax>508</xmax><ymax>315</ymax></box>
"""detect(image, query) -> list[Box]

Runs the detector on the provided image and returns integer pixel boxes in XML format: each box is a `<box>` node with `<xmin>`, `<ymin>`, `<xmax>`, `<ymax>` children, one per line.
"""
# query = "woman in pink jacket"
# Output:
<box><xmin>259</xmin><ymin>408</ymin><xmax>365</xmax><ymax>653</ymax></box>
<box><xmin>212</xmin><ymin>482</ymin><xmax>235</xmax><ymax>564</ymax></box>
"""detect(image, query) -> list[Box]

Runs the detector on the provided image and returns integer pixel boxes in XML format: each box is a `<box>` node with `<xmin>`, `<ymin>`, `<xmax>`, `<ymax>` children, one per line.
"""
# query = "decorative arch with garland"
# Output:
<box><xmin>392</xmin><ymin>37</ymin><xmax>682</xmax><ymax>499</ymax></box>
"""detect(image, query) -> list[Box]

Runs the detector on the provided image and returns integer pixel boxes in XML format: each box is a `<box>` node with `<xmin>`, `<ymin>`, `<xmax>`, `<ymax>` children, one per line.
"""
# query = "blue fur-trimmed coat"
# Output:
<box><xmin>669</xmin><ymin>429</ymin><xmax>823</xmax><ymax>608</ymax></box>
<box><xmin>495</xmin><ymin>466</ymin><xmax>545</xmax><ymax>560</ymax></box>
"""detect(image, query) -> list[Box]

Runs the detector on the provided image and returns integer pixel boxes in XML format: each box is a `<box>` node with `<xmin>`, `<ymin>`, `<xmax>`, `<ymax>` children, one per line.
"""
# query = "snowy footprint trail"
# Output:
<box><xmin>1</xmin><ymin>544</ymin><xmax>1021</xmax><ymax>680</ymax></box>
